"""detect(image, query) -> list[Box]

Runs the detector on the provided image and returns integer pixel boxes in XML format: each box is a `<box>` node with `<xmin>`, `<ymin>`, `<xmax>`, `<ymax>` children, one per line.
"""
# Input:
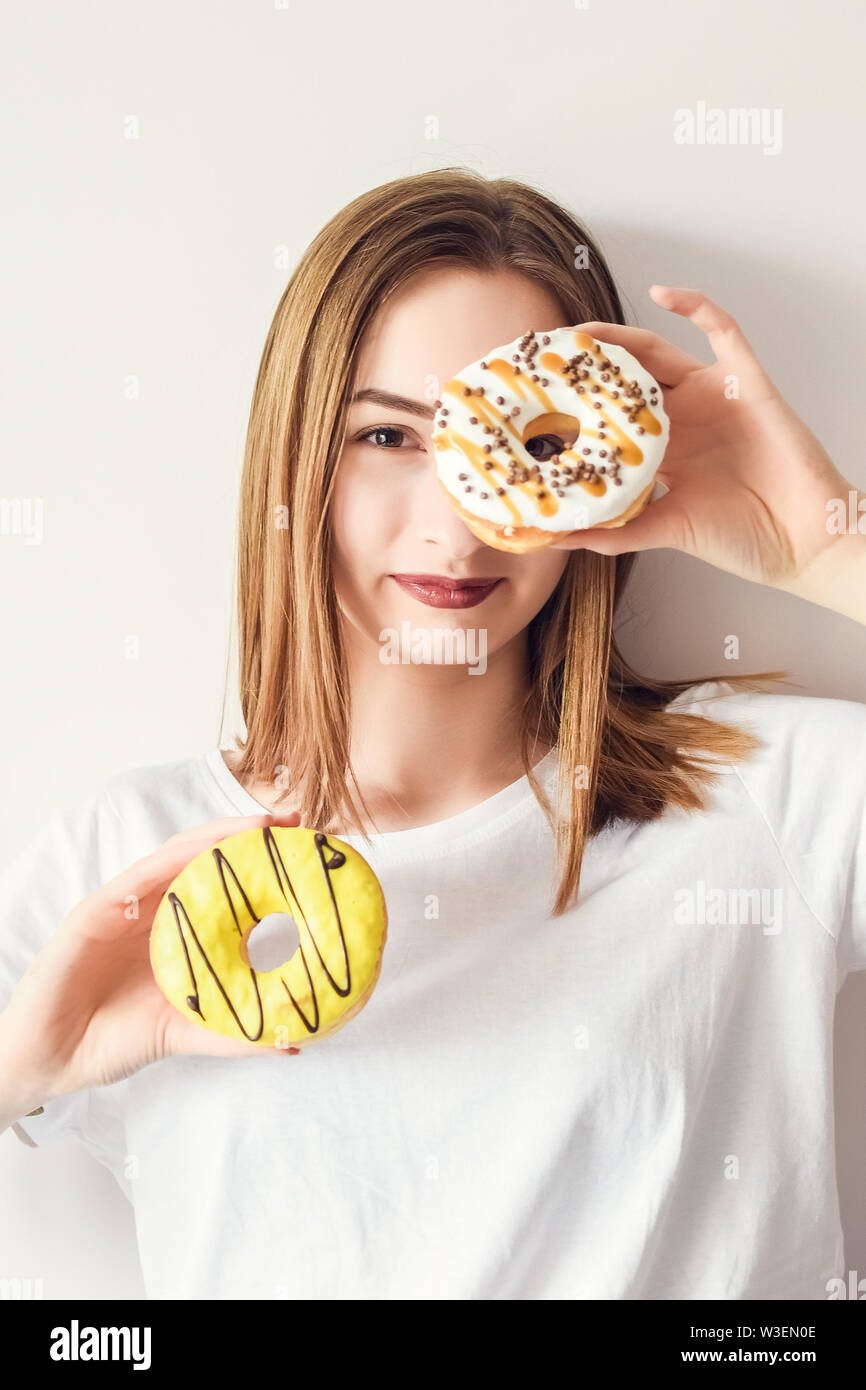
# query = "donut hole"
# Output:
<box><xmin>522</xmin><ymin>411</ymin><xmax>581</xmax><ymax>461</ymax></box>
<box><xmin>245</xmin><ymin>912</ymin><xmax>301</xmax><ymax>972</ymax></box>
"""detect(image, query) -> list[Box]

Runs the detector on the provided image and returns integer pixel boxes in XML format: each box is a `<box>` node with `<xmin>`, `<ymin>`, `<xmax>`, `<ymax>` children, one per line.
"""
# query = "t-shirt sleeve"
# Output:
<box><xmin>701</xmin><ymin>687</ymin><xmax>866</xmax><ymax>983</ymax></box>
<box><xmin>0</xmin><ymin>788</ymin><xmax>114</xmax><ymax>1147</ymax></box>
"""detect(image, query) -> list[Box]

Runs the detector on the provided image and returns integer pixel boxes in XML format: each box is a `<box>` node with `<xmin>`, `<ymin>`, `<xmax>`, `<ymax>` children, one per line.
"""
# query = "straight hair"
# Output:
<box><xmin>223</xmin><ymin>167</ymin><xmax>790</xmax><ymax>915</ymax></box>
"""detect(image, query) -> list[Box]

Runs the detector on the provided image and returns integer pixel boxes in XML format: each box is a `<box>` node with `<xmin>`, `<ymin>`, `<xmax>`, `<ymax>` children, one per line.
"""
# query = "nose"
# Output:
<box><xmin>419</xmin><ymin>447</ymin><xmax>487</xmax><ymax>556</ymax></box>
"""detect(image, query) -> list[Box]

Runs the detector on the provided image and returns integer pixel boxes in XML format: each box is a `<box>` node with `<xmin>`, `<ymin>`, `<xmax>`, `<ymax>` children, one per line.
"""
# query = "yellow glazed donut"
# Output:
<box><xmin>432</xmin><ymin>327</ymin><xmax>670</xmax><ymax>554</ymax></box>
<box><xmin>149</xmin><ymin>826</ymin><xmax>388</xmax><ymax>1048</ymax></box>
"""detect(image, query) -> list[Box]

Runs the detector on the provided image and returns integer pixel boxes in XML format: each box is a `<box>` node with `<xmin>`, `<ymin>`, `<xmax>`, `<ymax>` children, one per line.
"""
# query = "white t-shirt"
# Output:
<box><xmin>2</xmin><ymin>681</ymin><xmax>865</xmax><ymax>1299</ymax></box>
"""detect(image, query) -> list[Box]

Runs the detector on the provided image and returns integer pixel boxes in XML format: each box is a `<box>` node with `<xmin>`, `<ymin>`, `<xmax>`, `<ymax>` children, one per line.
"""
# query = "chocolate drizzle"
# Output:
<box><xmin>167</xmin><ymin>828</ymin><xmax>352</xmax><ymax>1040</ymax></box>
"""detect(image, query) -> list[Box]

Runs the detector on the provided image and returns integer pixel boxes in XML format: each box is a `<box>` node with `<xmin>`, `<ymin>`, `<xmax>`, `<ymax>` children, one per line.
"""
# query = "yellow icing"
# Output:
<box><xmin>149</xmin><ymin>826</ymin><xmax>388</xmax><ymax>1048</ymax></box>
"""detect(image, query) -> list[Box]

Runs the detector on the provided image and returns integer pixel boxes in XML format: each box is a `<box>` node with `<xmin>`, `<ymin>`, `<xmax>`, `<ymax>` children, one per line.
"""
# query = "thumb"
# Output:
<box><xmin>166</xmin><ymin>1013</ymin><xmax>302</xmax><ymax>1059</ymax></box>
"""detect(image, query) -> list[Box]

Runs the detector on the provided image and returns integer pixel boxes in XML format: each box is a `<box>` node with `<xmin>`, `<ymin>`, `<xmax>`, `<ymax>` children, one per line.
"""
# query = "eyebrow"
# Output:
<box><xmin>350</xmin><ymin>387</ymin><xmax>436</xmax><ymax>420</ymax></box>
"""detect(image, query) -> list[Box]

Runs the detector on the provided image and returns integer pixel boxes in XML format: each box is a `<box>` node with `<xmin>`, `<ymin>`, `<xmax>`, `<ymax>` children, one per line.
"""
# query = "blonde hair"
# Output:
<box><xmin>223</xmin><ymin>167</ymin><xmax>790</xmax><ymax>914</ymax></box>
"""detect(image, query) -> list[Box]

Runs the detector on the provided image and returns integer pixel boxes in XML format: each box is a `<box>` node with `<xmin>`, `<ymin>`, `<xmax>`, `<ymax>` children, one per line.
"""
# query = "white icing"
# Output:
<box><xmin>432</xmin><ymin>327</ymin><xmax>670</xmax><ymax>531</ymax></box>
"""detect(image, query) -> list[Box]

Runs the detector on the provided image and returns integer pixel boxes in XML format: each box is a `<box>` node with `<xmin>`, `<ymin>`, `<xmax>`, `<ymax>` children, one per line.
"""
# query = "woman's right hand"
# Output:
<box><xmin>0</xmin><ymin>813</ymin><xmax>303</xmax><ymax>1120</ymax></box>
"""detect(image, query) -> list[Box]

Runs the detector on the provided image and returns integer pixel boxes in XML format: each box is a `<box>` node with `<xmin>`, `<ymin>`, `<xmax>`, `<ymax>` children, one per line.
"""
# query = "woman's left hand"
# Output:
<box><xmin>550</xmin><ymin>287</ymin><xmax>866</xmax><ymax>622</ymax></box>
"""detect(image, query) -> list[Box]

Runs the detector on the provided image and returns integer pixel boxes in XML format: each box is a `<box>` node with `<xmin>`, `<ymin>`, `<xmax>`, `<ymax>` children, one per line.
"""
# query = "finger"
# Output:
<box><xmin>90</xmin><ymin>813</ymin><xmax>302</xmax><ymax>917</ymax></box>
<box><xmin>648</xmin><ymin>286</ymin><xmax>758</xmax><ymax>371</ymax></box>
<box><xmin>568</xmin><ymin>320</ymin><xmax>703</xmax><ymax>387</ymax></box>
<box><xmin>164</xmin><ymin>810</ymin><xmax>301</xmax><ymax>847</ymax></box>
<box><xmin>168</xmin><ymin>1015</ymin><xmax>302</xmax><ymax>1059</ymax></box>
<box><xmin>549</xmin><ymin>492</ymin><xmax>687</xmax><ymax>556</ymax></box>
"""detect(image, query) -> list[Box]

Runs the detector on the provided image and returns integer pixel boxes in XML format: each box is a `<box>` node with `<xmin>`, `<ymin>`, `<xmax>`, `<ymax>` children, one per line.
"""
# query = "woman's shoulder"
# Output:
<box><xmin>669</xmin><ymin>679</ymin><xmax>866</xmax><ymax>842</ymax></box>
<box><xmin>670</xmin><ymin>679</ymin><xmax>866</xmax><ymax>976</ymax></box>
<box><xmin>97</xmin><ymin>748</ymin><xmax>218</xmax><ymax>815</ymax></box>
<box><xmin>92</xmin><ymin>748</ymin><xmax>236</xmax><ymax>861</ymax></box>
<box><xmin>667</xmin><ymin>677</ymin><xmax>866</xmax><ymax>748</ymax></box>
<box><xmin>3</xmin><ymin>749</ymin><xmax>224</xmax><ymax>896</ymax></box>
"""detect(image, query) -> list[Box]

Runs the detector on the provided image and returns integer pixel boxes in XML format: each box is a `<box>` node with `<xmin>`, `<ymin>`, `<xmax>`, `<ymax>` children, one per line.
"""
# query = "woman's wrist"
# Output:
<box><xmin>775</xmin><ymin>522</ymin><xmax>866</xmax><ymax>626</ymax></box>
<box><xmin>0</xmin><ymin>1061</ymin><xmax>48</xmax><ymax>1130</ymax></box>
<box><xmin>0</xmin><ymin>1017</ymin><xmax>51</xmax><ymax>1134</ymax></box>
<box><xmin>0</xmin><ymin>1089</ymin><xmax>46</xmax><ymax>1136</ymax></box>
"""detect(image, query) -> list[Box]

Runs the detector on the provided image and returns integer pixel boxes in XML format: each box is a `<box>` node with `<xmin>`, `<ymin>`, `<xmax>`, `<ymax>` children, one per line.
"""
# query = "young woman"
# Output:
<box><xmin>1</xmin><ymin>168</ymin><xmax>864</xmax><ymax>1300</ymax></box>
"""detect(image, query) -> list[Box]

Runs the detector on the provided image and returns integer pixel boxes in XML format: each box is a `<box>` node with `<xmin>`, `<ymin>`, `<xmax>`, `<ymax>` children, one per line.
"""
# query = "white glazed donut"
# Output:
<box><xmin>431</xmin><ymin>327</ymin><xmax>670</xmax><ymax>553</ymax></box>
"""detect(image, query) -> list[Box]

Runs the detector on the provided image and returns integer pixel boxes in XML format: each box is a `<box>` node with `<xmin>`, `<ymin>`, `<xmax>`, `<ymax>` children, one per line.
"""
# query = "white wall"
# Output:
<box><xmin>2</xmin><ymin>0</ymin><xmax>863</xmax><ymax>1297</ymax></box>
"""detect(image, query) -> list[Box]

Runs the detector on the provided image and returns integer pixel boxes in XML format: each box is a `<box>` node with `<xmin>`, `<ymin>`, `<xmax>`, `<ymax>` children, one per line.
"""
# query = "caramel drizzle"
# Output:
<box><xmin>435</xmin><ymin>371</ymin><xmax>559</xmax><ymax>518</ymax></box>
<box><xmin>537</xmin><ymin>349</ymin><xmax>659</xmax><ymax>466</ymax></box>
<box><xmin>436</xmin><ymin>331</ymin><xmax>662</xmax><ymax>518</ymax></box>
<box><xmin>168</xmin><ymin>828</ymin><xmax>351</xmax><ymax>1040</ymax></box>
<box><xmin>433</xmin><ymin>426</ymin><xmax>524</xmax><ymax>523</ymax></box>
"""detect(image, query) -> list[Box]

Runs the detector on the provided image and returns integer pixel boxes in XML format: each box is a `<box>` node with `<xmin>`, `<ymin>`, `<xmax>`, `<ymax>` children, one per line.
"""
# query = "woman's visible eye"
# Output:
<box><xmin>524</xmin><ymin>433</ymin><xmax>566</xmax><ymax>462</ymax></box>
<box><xmin>357</xmin><ymin>425</ymin><xmax>415</xmax><ymax>449</ymax></box>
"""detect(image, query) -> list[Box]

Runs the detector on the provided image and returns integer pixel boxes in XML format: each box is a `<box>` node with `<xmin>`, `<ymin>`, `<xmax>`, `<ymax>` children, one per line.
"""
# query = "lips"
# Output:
<box><xmin>391</xmin><ymin>574</ymin><xmax>503</xmax><ymax>610</ymax></box>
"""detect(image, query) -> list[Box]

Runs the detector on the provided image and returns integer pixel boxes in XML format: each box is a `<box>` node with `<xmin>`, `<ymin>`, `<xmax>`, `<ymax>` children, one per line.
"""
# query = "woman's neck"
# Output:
<box><xmin>338</xmin><ymin>622</ymin><xmax>549</xmax><ymax>832</ymax></box>
<box><xmin>226</xmin><ymin>626</ymin><xmax>552</xmax><ymax>834</ymax></box>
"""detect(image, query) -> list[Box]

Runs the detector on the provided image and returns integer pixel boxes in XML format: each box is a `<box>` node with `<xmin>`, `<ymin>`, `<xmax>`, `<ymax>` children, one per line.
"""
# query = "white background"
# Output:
<box><xmin>1</xmin><ymin>0</ymin><xmax>864</xmax><ymax>1298</ymax></box>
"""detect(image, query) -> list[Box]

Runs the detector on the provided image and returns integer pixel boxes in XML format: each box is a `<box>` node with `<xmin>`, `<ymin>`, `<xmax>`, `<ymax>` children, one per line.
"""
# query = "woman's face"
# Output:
<box><xmin>331</xmin><ymin>267</ymin><xmax>572</xmax><ymax>666</ymax></box>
